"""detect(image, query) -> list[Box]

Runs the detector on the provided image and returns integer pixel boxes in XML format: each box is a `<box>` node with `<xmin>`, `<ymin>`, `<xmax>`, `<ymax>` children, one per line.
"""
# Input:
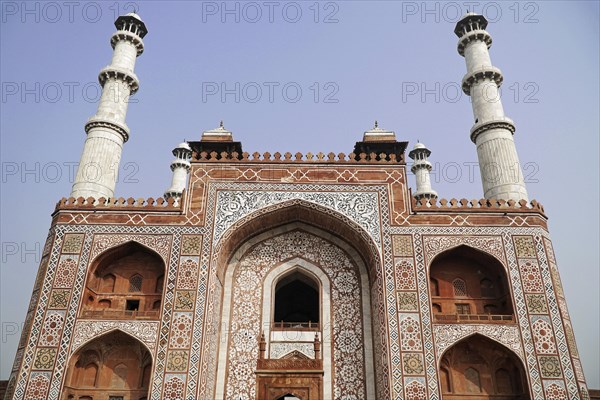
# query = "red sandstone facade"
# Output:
<box><xmin>3</xmin><ymin>141</ymin><xmax>591</xmax><ymax>399</ymax></box>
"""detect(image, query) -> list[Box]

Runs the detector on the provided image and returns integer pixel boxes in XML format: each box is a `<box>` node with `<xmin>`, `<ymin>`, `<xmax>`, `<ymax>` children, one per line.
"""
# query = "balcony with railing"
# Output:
<box><xmin>433</xmin><ymin>313</ymin><xmax>515</xmax><ymax>323</ymax></box>
<box><xmin>80</xmin><ymin>309</ymin><xmax>160</xmax><ymax>320</ymax></box>
<box><xmin>271</xmin><ymin>321</ymin><xmax>320</xmax><ymax>331</ymax></box>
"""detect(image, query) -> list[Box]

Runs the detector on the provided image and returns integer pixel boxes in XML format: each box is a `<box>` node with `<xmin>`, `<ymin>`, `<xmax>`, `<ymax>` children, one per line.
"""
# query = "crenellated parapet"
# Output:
<box><xmin>54</xmin><ymin>194</ymin><xmax>183</xmax><ymax>212</ymax></box>
<box><xmin>412</xmin><ymin>196</ymin><xmax>545</xmax><ymax>215</ymax></box>
<box><xmin>192</xmin><ymin>150</ymin><xmax>406</xmax><ymax>164</ymax></box>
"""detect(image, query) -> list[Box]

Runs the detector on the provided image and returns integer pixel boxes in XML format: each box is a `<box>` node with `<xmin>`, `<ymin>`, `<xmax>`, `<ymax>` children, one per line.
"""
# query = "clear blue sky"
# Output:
<box><xmin>1</xmin><ymin>0</ymin><xmax>598</xmax><ymax>388</ymax></box>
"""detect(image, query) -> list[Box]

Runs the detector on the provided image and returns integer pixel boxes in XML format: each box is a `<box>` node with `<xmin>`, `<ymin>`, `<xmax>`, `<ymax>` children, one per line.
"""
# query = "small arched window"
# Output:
<box><xmin>440</xmin><ymin>366</ymin><xmax>451</xmax><ymax>393</ymax></box>
<box><xmin>273</xmin><ymin>271</ymin><xmax>319</xmax><ymax>327</ymax></box>
<box><xmin>432</xmin><ymin>303</ymin><xmax>442</xmax><ymax>313</ymax></box>
<box><xmin>495</xmin><ymin>368</ymin><xmax>513</xmax><ymax>393</ymax></box>
<box><xmin>129</xmin><ymin>274</ymin><xmax>143</xmax><ymax>292</ymax></box>
<box><xmin>452</xmin><ymin>278</ymin><xmax>467</xmax><ymax>297</ymax></box>
<box><xmin>464</xmin><ymin>367</ymin><xmax>481</xmax><ymax>393</ymax></box>
<box><xmin>81</xmin><ymin>363</ymin><xmax>98</xmax><ymax>387</ymax></box>
<box><xmin>430</xmin><ymin>278</ymin><xmax>439</xmax><ymax>296</ymax></box>
<box><xmin>155</xmin><ymin>275</ymin><xmax>164</xmax><ymax>293</ymax></box>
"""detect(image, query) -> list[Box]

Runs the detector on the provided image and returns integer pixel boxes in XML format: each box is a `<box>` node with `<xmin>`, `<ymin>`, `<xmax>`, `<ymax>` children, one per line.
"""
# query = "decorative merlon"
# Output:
<box><xmin>192</xmin><ymin>150</ymin><xmax>406</xmax><ymax>164</ymax></box>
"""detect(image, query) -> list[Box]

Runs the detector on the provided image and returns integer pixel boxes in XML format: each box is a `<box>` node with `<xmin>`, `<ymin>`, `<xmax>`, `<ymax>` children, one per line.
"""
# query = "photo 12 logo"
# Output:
<box><xmin>200</xmin><ymin>1</ymin><xmax>340</xmax><ymax>23</ymax></box>
<box><xmin>1</xmin><ymin>1</ymin><xmax>140</xmax><ymax>24</ymax></box>
<box><xmin>400</xmin><ymin>1</ymin><xmax>540</xmax><ymax>24</ymax></box>
<box><xmin>202</xmin><ymin>81</ymin><xmax>340</xmax><ymax>104</ymax></box>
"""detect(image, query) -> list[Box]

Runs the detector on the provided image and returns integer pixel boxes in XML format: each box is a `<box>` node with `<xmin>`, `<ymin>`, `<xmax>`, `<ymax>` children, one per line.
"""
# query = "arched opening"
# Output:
<box><xmin>439</xmin><ymin>334</ymin><xmax>529</xmax><ymax>399</ymax></box>
<box><xmin>213</xmin><ymin>201</ymin><xmax>382</xmax><ymax>400</ymax></box>
<box><xmin>81</xmin><ymin>242</ymin><xmax>165</xmax><ymax>319</ymax></box>
<box><xmin>62</xmin><ymin>330</ymin><xmax>152</xmax><ymax>400</ymax></box>
<box><xmin>429</xmin><ymin>246</ymin><xmax>514</xmax><ymax>323</ymax></box>
<box><xmin>273</xmin><ymin>270</ymin><xmax>320</xmax><ymax>330</ymax></box>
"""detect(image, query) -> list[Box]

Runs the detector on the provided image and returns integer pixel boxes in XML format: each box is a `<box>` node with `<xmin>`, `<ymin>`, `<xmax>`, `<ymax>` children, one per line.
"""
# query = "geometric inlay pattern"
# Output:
<box><xmin>393</xmin><ymin>235</ymin><xmax>413</xmax><ymax>257</ymax></box>
<box><xmin>526</xmin><ymin>294</ymin><xmax>548</xmax><ymax>314</ymax></box>
<box><xmin>169</xmin><ymin>313</ymin><xmax>193</xmax><ymax>349</ymax></box>
<box><xmin>38</xmin><ymin>311</ymin><xmax>64</xmax><ymax>347</ymax></box>
<box><xmin>24</xmin><ymin>372</ymin><xmax>50</xmax><ymax>399</ymax></box>
<box><xmin>176</xmin><ymin>258</ymin><xmax>199</xmax><ymax>290</ymax></box>
<box><xmin>52</xmin><ymin>256</ymin><xmax>78</xmax><ymax>288</ymax></box>
<box><xmin>180</xmin><ymin>235</ymin><xmax>202</xmax><ymax>256</ymax></box>
<box><xmin>402</xmin><ymin>353</ymin><xmax>424</xmax><ymax>375</ymax></box>
<box><xmin>166</xmin><ymin>350</ymin><xmax>189</xmax><ymax>372</ymax></box>
<box><xmin>519</xmin><ymin>259</ymin><xmax>544</xmax><ymax>293</ymax></box>
<box><xmin>47</xmin><ymin>290</ymin><xmax>70</xmax><ymax>309</ymax></box>
<box><xmin>539</xmin><ymin>355</ymin><xmax>562</xmax><ymax>378</ymax></box>
<box><xmin>532</xmin><ymin>318</ymin><xmax>557</xmax><ymax>355</ymax></box>
<box><xmin>33</xmin><ymin>348</ymin><xmax>56</xmax><ymax>370</ymax></box>
<box><xmin>395</xmin><ymin>258</ymin><xmax>417</xmax><ymax>290</ymax></box>
<box><xmin>61</xmin><ymin>233</ymin><xmax>84</xmax><ymax>254</ymax></box>
<box><xmin>513</xmin><ymin>236</ymin><xmax>536</xmax><ymax>258</ymax></box>
<box><xmin>400</xmin><ymin>315</ymin><xmax>422</xmax><ymax>351</ymax></box>
<box><xmin>174</xmin><ymin>291</ymin><xmax>196</xmax><ymax>311</ymax></box>
<box><xmin>397</xmin><ymin>292</ymin><xmax>419</xmax><ymax>312</ymax></box>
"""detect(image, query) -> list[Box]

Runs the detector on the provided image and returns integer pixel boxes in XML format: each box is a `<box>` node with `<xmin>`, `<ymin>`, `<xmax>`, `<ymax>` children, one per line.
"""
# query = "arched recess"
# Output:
<box><xmin>81</xmin><ymin>241</ymin><xmax>165</xmax><ymax>319</ymax></box>
<box><xmin>429</xmin><ymin>245</ymin><xmax>514</xmax><ymax>322</ymax></box>
<box><xmin>438</xmin><ymin>334</ymin><xmax>530</xmax><ymax>399</ymax></box>
<box><xmin>212</xmin><ymin>203</ymin><xmax>383</xmax><ymax>400</ymax></box>
<box><xmin>62</xmin><ymin>330</ymin><xmax>152</xmax><ymax>400</ymax></box>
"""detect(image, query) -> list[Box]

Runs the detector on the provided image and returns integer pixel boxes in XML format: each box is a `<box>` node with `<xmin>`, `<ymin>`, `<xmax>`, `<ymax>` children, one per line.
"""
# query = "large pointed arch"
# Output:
<box><xmin>62</xmin><ymin>329</ymin><xmax>153</xmax><ymax>400</ymax></box>
<box><xmin>437</xmin><ymin>333</ymin><xmax>531</xmax><ymax>399</ymax></box>
<box><xmin>213</xmin><ymin>219</ymin><xmax>381</xmax><ymax>400</ymax></box>
<box><xmin>212</xmin><ymin>199</ymin><xmax>382</xmax><ymax>285</ymax></box>
<box><xmin>81</xmin><ymin>241</ymin><xmax>166</xmax><ymax>319</ymax></box>
<box><xmin>428</xmin><ymin>244</ymin><xmax>514</xmax><ymax>321</ymax></box>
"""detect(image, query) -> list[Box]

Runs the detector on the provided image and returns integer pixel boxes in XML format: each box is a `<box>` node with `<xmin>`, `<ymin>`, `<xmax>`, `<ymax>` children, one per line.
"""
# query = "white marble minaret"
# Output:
<box><xmin>455</xmin><ymin>13</ymin><xmax>528</xmax><ymax>201</ymax></box>
<box><xmin>70</xmin><ymin>13</ymin><xmax>147</xmax><ymax>199</ymax></box>
<box><xmin>409</xmin><ymin>142</ymin><xmax>438</xmax><ymax>200</ymax></box>
<box><xmin>164</xmin><ymin>142</ymin><xmax>192</xmax><ymax>200</ymax></box>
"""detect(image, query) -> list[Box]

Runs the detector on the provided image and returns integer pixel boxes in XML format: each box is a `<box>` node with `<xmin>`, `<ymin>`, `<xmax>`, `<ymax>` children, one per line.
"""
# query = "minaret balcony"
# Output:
<box><xmin>461</xmin><ymin>65</ymin><xmax>503</xmax><ymax>95</ymax></box>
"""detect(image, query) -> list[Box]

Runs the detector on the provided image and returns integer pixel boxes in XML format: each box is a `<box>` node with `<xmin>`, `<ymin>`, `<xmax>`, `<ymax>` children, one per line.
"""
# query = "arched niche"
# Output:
<box><xmin>62</xmin><ymin>330</ymin><xmax>152</xmax><ymax>400</ymax></box>
<box><xmin>429</xmin><ymin>245</ymin><xmax>514</xmax><ymax>322</ymax></box>
<box><xmin>81</xmin><ymin>241</ymin><xmax>165</xmax><ymax>319</ymax></box>
<box><xmin>438</xmin><ymin>334</ymin><xmax>530</xmax><ymax>399</ymax></box>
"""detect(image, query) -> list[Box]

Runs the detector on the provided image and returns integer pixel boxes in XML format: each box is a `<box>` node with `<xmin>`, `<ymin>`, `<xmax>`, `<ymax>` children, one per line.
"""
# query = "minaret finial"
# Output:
<box><xmin>374</xmin><ymin>120</ymin><xmax>378</xmax><ymax>128</ymax></box>
<box><xmin>220</xmin><ymin>120</ymin><xmax>224</xmax><ymax>128</ymax></box>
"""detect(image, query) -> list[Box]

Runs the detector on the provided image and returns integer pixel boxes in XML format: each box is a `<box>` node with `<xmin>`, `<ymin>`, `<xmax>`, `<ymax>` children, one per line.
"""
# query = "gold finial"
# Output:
<box><xmin>374</xmin><ymin>120</ymin><xmax>378</xmax><ymax>128</ymax></box>
<box><xmin>219</xmin><ymin>120</ymin><xmax>224</xmax><ymax>128</ymax></box>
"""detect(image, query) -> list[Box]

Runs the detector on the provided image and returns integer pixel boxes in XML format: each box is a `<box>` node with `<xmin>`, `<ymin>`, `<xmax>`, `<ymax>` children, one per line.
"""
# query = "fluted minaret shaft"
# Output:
<box><xmin>409</xmin><ymin>143</ymin><xmax>438</xmax><ymax>200</ymax></box>
<box><xmin>455</xmin><ymin>13</ymin><xmax>528</xmax><ymax>201</ymax></box>
<box><xmin>70</xmin><ymin>13</ymin><xmax>147</xmax><ymax>199</ymax></box>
